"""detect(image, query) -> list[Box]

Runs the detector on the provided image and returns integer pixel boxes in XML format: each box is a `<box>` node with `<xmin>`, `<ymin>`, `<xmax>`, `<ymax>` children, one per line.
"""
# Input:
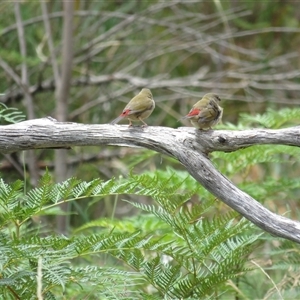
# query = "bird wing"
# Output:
<box><xmin>198</xmin><ymin>101</ymin><xmax>220</xmax><ymax>122</ymax></box>
<box><xmin>125</xmin><ymin>95</ymin><xmax>154</xmax><ymax>114</ymax></box>
<box><xmin>185</xmin><ymin>107</ymin><xmax>200</xmax><ymax>117</ymax></box>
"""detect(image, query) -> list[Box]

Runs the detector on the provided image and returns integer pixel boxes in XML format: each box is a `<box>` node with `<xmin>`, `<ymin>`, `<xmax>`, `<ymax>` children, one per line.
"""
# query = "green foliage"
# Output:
<box><xmin>240</xmin><ymin>108</ymin><xmax>300</xmax><ymax>129</ymax></box>
<box><xmin>0</xmin><ymin>171</ymin><xmax>263</xmax><ymax>299</ymax></box>
<box><xmin>0</xmin><ymin>103</ymin><xmax>25</xmax><ymax>124</ymax></box>
<box><xmin>234</xmin><ymin>236</ymin><xmax>300</xmax><ymax>300</ymax></box>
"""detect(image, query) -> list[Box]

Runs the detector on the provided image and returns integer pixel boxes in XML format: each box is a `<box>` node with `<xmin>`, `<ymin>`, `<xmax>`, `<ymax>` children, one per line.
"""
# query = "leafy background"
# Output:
<box><xmin>0</xmin><ymin>1</ymin><xmax>300</xmax><ymax>299</ymax></box>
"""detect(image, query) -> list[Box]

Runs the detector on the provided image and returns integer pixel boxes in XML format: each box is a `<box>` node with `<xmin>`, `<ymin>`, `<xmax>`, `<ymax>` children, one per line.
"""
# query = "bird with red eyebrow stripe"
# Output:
<box><xmin>182</xmin><ymin>93</ymin><xmax>223</xmax><ymax>130</ymax></box>
<box><xmin>110</xmin><ymin>88</ymin><xmax>155</xmax><ymax>127</ymax></box>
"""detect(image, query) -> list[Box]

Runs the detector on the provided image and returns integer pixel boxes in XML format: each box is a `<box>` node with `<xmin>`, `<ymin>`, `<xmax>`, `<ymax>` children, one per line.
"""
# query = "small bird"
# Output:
<box><xmin>182</xmin><ymin>93</ymin><xmax>223</xmax><ymax>129</ymax></box>
<box><xmin>110</xmin><ymin>88</ymin><xmax>155</xmax><ymax>127</ymax></box>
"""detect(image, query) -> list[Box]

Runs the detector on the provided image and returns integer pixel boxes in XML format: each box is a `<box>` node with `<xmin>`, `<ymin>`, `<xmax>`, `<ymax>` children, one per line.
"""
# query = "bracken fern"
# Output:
<box><xmin>0</xmin><ymin>170</ymin><xmax>262</xmax><ymax>299</ymax></box>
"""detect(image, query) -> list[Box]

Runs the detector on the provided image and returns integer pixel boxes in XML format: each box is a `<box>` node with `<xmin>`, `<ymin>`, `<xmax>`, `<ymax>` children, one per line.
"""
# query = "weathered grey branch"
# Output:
<box><xmin>1</xmin><ymin>117</ymin><xmax>300</xmax><ymax>243</ymax></box>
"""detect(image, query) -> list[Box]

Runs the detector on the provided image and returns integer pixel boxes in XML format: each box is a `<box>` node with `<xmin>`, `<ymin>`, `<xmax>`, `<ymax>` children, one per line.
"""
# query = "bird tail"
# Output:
<box><xmin>178</xmin><ymin>115</ymin><xmax>190</xmax><ymax>122</ymax></box>
<box><xmin>180</xmin><ymin>115</ymin><xmax>194</xmax><ymax>120</ymax></box>
<box><xmin>110</xmin><ymin>115</ymin><xmax>124</xmax><ymax>125</ymax></box>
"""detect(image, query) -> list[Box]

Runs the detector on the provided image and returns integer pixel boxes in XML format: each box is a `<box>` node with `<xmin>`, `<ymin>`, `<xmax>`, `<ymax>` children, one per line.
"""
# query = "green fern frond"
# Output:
<box><xmin>214</xmin><ymin>144</ymin><xmax>300</xmax><ymax>176</ymax></box>
<box><xmin>118</xmin><ymin>248</ymin><xmax>145</xmax><ymax>270</ymax></box>
<box><xmin>0</xmin><ymin>270</ymin><xmax>35</xmax><ymax>286</ymax></box>
<box><xmin>0</xmin><ymin>103</ymin><xmax>25</xmax><ymax>124</ymax></box>
<box><xmin>73</xmin><ymin>231</ymin><xmax>149</xmax><ymax>255</ymax></box>
<box><xmin>129</xmin><ymin>202</ymin><xmax>173</xmax><ymax>225</ymax></box>
<box><xmin>240</xmin><ymin>108</ymin><xmax>300</xmax><ymax>129</ymax></box>
<box><xmin>142</xmin><ymin>256</ymin><xmax>182</xmax><ymax>295</ymax></box>
<box><xmin>0</xmin><ymin>178</ymin><xmax>23</xmax><ymax>206</ymax></box>
<box><xmin>0</xmin><ymin>179</ymin><xmax>24</xmax><ymax>226</ymax></box>
<box><xmin>131</xmin><ymin>171</ymin><xmax>196</xmax><ymax>198</ymax></box>
<box><xmin>0</xmin><ymin>171</ymin><xmax>266</xmax><ymax>299</ymax></box>
<box><xmin>138</xmin><ymin>293</ymin><xmax>162</xmax><ymax>300</ymax></box>
<box><xmin>69</xmin><ymin>266</ymin><xmax>145</xmax><ymax>299</ymax></box>
<box><xmin>42</xmin><ymin>262</ymin><xmax>72</xmax><ymax>292</ymax></box>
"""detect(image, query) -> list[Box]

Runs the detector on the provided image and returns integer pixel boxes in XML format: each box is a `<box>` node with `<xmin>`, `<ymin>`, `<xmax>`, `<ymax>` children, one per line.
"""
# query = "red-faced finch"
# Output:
<box><xmin>110</xmin><ymin>88</ymin><xmax>155</xmax><ymax>127</ymax></box>
<box><xmin>182</xmin><ymin>93</ymin><xmax>223</xmax><ymax>129</ymax></box>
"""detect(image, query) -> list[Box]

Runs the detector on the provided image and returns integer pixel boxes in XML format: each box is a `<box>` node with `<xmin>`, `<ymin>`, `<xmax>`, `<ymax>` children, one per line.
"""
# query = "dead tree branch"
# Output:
<box><xmin>0</xmin><ymin>118</ymin><xmax>300</xmax><ymax>243</ymax></box>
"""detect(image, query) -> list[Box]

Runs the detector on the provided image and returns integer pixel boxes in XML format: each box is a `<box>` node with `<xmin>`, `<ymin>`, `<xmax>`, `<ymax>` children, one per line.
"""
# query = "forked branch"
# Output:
<box><xmin>1</xmin><ymin>117</ymin><xmax>300</xmax><ymax>243</ymax></box>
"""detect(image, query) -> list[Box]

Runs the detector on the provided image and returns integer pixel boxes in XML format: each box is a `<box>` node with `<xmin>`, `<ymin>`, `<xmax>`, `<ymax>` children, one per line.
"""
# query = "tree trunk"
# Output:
<box><xmin>54</xmin><ymin>2</ymin><xmax>74</xmax><ymax>234</ymax></box>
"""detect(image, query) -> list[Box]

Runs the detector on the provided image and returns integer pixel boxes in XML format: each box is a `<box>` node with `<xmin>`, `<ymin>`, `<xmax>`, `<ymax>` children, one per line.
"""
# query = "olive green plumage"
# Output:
<box><xmin>111</xmin><ymin>88</ymin><xmax>155</xmax><ymax>127</ymax></box>
<box><xmin>182</xmin><ymin>93</ymin><xmax>223</xmax><ymax>129</ymax></box>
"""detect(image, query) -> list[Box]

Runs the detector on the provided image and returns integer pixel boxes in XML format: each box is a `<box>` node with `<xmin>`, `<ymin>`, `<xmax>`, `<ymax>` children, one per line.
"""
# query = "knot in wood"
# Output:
<box><xmin>217</xmin><ymin>135</ymin><xmax>227</xmax><ymax>144</ymax></box>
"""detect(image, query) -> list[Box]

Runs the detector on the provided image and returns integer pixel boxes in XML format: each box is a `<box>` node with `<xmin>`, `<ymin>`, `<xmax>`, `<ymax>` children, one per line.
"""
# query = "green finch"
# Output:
<box><xmin>110</xmin><ymin>88</ymin><xmax>155</xmax><ymax>127</ymax></box>
<box><xmin>182</xmin><ymin>93</ymin><xmax>223</xmax><ymax>129</ymax></box>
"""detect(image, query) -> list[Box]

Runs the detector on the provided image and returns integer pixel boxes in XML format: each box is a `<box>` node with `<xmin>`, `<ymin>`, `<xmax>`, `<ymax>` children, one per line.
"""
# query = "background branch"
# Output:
<box><xmin>14</xmin><ymin>2</ymin><xmax>38</xmax><ymax>186</ymax></box>
<box><xmin>2</xmin><ymin>72</ymin><xmax>300</xmax><ymax>106</ymax></box>
<box><xmin>40</xmin><ymin>0</ymin><xmax>61</xmax><ymax>85</ymax></box>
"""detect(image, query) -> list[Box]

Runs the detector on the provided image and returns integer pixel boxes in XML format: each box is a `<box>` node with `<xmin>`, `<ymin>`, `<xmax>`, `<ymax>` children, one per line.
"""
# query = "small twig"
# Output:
<box><xmin>251</xmin><ymin>260</ymin><xmax>283</xmax><ymax>300</ymax></box>
<box><xmin>40</xmin><ymin>0</ymin><xmax>60</xmax><ymax>85</ymax></box>
<box><xmin>37</xmin><ymin>257</ymin><xmax>43</xmax><ymax>300</ymax></box>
